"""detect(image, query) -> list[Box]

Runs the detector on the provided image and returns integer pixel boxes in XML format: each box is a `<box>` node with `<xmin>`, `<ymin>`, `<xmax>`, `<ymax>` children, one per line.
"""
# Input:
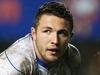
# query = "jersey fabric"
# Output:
<box><xmin>0</xmin><ymin>34</ymin><xmax>81</xmax><ymax>75</ymax></box>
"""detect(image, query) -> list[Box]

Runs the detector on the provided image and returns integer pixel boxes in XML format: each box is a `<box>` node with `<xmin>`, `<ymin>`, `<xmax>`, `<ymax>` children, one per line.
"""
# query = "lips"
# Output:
<box><xmin>47</xmin><ymin>48</ymin><xmax>58</xmax><ymax>51</ymax></box>
<box><xmin>47</xmin><ymin>48</ymin><xmax>59</xmax><ymax>54</ymax></box>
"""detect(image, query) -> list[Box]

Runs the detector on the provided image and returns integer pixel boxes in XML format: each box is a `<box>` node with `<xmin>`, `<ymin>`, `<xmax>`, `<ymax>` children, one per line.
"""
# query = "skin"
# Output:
<box><xmin>31</xmin><ymin>14</ymin><xmax>72</xmax><ymax>64</ymax></box>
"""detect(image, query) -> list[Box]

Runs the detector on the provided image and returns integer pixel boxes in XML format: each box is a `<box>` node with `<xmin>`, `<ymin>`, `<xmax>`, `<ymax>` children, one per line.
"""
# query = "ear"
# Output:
<box><xmin>31</xmin><ymin>27</ymin><xmax>36</xmax><ymax>40</ymax></box>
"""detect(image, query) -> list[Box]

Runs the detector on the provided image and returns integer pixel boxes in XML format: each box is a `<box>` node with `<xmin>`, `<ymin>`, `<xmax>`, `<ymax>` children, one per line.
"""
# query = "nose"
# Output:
<box><xmin>51</xmin><ymin>32</ymin><xmax>58</xmax><ymax>45</ymax></box>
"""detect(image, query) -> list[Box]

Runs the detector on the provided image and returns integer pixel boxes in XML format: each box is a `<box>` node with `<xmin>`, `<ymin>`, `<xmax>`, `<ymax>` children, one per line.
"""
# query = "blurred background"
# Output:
<box><xmin>0</xmin><ymin>0</ymin><xmax>100</xmax><ymax>75</ymax></box>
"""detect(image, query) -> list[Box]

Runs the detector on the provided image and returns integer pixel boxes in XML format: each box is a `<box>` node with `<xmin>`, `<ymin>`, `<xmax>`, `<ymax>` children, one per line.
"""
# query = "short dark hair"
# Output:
<box><xmin>34</xmin><ymin>1</ymin><xmax>73</xmax><ymax>32</ymax></box>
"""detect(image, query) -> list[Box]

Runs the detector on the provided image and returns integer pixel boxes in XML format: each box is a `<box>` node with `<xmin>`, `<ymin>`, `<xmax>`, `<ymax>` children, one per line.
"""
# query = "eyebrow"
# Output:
<box><xmin>42</xmin><ymin>26</ymin><xmax>68</xmax><ymax>31</ymax></box>
<box><xmin>42</xmin><ymin>27</ymin><xmax>52</xmax><ymax>30</ymax></box>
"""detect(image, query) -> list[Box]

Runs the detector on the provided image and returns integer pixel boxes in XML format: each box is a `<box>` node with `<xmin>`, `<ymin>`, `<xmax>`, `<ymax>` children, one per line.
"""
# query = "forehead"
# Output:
<box><xmin>38</xmin><ymin>14</ymin><xmax>70</xmax><ymax>30</ymax></box>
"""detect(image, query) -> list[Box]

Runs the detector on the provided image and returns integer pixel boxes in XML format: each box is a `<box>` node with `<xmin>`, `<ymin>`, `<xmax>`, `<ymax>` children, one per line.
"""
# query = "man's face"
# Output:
<box><xmin>32</xmin><ymin>14</ymin><xmax>72</xmax><ymax>63</ymax></box>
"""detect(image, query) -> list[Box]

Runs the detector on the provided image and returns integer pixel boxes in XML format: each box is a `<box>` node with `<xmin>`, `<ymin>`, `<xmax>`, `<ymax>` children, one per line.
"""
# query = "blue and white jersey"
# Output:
<box><xmin>0</xmin><ymin>33</ymin><xmax>81</xmax><ymax>75</ymax></box>
<box><xmin>36</xmin><ymin>60</ymin><xmax>71</xmax><ymax>75</ymax></box>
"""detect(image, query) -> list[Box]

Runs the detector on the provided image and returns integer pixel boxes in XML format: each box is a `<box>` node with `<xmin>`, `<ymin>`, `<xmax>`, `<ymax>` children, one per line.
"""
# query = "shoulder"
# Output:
<box><xmin>0</xmin><ymin>33</ymin><xmax>35</xmax><ymax>74</ymax></box>
<box><xmin>4</xmin><ymin>33</ymin><xmax>34</xmax><ymax>58</ymax></box>
<box><xmin>68</xmin><ymin>43</ymin><xmax>80</xmax><ymax>58</ymax></box>
<box><xmin>66</xmin><ymin>43</ymin><xmax>81</xmax><ymax>68</ymax></box>
<box><xmin>0</xmin><ymin>51</ymin><xmax>24</xmax><ymax>74</ymax></box>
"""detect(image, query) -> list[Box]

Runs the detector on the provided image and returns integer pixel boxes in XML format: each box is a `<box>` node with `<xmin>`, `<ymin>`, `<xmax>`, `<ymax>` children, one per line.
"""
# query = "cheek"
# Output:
<box><xmin>60</xmin><ymin>37</ymin><xmax>69</xmax><ymax>44</ymax></box>
<box><xmin>36</xmin><ymin>32</ymin><xmax>45</xmax><ymax>40</ymax></box>
<box><xmin>37</xmin><ymin>32</ymin><xmax>50</xmax><ymax>43</ymax></box>
<box><xmin>36</xmin><ymin>33</ymin><xmax>49</xmax><ymax>48</ymax></box>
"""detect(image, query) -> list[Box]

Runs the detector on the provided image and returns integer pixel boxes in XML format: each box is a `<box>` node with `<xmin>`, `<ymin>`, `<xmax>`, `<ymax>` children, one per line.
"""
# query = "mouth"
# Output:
<box><xmin>47</xmin><ymin>48</ymin><xmax>59</xmax><ymax>55</ymax></box>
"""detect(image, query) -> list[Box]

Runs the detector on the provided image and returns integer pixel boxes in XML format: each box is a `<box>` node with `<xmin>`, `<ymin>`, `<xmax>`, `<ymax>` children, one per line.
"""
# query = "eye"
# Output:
<box><xmin>58</xmin><ymin>30</ymin><xmax>69</xmax><ymax>37</ymax></box>
<box><xmin>42</xmin><ymin>30</ymin><xmax>51</xmax><ymax>34</ymax></box>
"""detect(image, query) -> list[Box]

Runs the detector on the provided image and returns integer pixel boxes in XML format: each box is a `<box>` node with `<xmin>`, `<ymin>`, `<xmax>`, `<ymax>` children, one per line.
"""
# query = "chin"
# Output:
<box><xmin>48</xmin><ymin>56</ymin><xmax>58</xmax><ymax>62</ymax></box>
